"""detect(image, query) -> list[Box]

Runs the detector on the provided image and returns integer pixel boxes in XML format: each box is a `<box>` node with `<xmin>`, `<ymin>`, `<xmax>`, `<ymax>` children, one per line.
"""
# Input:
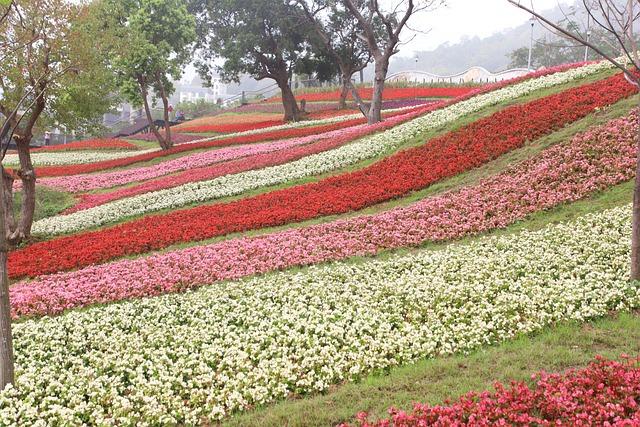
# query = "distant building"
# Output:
<box><xmin>104</xmin><ymin>75</ymin><xmax>229</xmax><ymax>130</ymax></box>
<box><xmin>386</xmin><ymin>66</ymin><xmax>530</xmax><ymax>84</ymax></box>
<box><xmin>171</xmin><ymin>75</ymin><xmax>228</xmax><ymax>105</ymax></box>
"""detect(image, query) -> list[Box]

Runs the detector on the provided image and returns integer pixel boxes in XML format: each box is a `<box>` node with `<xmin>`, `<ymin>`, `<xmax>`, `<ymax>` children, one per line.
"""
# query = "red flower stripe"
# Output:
<box><xmin>343</xmin><ymin>356</ymin><xmax>640</xmax><ymax>427</ymax></box>
<box><xmin>32</xmin><ymin>139</ymin><xmax>139</xmax><ymax>151</ymax></box>
<box><xmin>177</xmin><ymin>119</ymin><xmax>285</xmax><ymax>134</ymax></box>
<box><xmin>267</xmin><ymin>86</ymin><xmax>478</xmax><ymax>103</ymax></box>
<box><xmin>8</xmin><ymin>73</ymin><xmax>633</xmax><ymax>279</ymax></box>
<box><xmin>67</xmin><ymin>114</ymin><xmax>422</xmax><ymax>212</ymax></box>
<box><xmin>35</xmin><ymin>108</ymin><xmax>427</xmax><ymax>178</ymax></box>
<box><xmin>33</xmin><ymin>63</ymin><xmax>586</xmax><ymax>178</ymax></box>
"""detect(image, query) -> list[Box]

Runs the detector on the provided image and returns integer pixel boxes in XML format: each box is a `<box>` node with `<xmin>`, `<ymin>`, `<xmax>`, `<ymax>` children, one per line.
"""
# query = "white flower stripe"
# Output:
<box><xmin>31</xmin><ymin>61</ymin><xmax>614</xmax><ymax>235</ymax></box>
<box><xmin>0</xmin><ymin>205</ymin><xmax>637</xmax><ymax>424</ymax></box>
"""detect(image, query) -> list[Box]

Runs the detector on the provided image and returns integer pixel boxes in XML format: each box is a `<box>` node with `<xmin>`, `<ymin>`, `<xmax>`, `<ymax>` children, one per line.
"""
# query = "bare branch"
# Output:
<box><xmin>507</xmin><ymin>0</ymin><xmax>639</xmax><ymax>85</ymax></box>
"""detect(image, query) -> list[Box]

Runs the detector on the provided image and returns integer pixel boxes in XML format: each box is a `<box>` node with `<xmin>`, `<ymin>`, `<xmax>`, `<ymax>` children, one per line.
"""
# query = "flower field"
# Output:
<box><xmin>345</xmin><ymin>356</ymin><xmax>640</xmax><ymax>426</ymax></box>
<box><xmin>3</xmin><ymin>58</ymin><xmax>640</xmax><ymax>425</ymax></box>
<box><xmin>266</xmin><ymin>86</ymin><xmax>479</xmax><ymax>103</ymax></box>
<box><xmin>18</xmin><ymin>72</ymin><xmax>632</xmax><ymax>276</ymax></box>
<box><xmin>12</xmin><ymin>108</ymin><xmax>637</xmax><ymax>316</ymax></box>
<box><xmin>1</xmin><ymin>205</ymin><xmax>638</xmax><ymax>423</ymax></box>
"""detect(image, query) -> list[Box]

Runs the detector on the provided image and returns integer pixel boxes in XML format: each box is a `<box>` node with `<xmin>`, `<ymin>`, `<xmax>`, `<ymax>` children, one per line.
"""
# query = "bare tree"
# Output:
<box><xmin>293</xmin><ymin>0</ymin><xmax>374</xmax><ymax>112</ymax></box>
<box><xmin>508</xmin><ymin>0</ymin><xmax>640</xmax><ymax>279</ymax></box>
<box><xmin>341</xmin><ymin>0</ymin><xmax>443</xmax><ymax>123</ymax></box>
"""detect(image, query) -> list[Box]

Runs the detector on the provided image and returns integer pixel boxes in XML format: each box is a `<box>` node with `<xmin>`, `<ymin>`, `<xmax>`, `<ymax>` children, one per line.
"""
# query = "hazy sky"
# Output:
<box><xmin>397</xmin><ymin>0</ymin><xmax>571</xmax><ymax>57</ymax></box>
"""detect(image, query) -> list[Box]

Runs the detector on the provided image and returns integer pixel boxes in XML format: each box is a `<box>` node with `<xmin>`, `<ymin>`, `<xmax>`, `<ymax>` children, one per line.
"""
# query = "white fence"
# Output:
<box><xmin>386</xmin><ymin>66</ymin><xmax>531</xmax><ymax>84</ymax></box>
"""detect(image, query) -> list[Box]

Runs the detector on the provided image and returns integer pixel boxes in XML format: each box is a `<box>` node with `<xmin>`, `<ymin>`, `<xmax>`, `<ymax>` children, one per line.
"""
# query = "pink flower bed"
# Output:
<box><xmin>41</xmin><ymin>131</ymin><xmax>336</xmax><ymax>193</ymax></box>
<box><xmin>128</xmin><ymin>132</ymin><xmax>203</xmax><ymax>144</ymax></box>
<box><xmin>64</xmin><ymin>112</ymin><xmax>423</xmax><ymax>211</ymax></box>
<box><xmin>9</xmin><ymin>109</ymin><xmax>637</xmax><ymax>318</ymax></box>
<box><xmin>342</xmin><ymin>356</ymin><xmax>640</xmax><ymax>427</ymax></box>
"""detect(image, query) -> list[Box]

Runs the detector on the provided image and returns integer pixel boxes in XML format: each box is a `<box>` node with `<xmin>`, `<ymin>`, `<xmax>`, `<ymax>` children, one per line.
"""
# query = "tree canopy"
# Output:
<box><xmin>104</xmin><ymin>0</ymin><xmax>196</xmax><ymax>149</ymax></box>
<box><xmin>191</xmin><ymin>0</ymin><xmax>313</xmax><ymax>121</ymax></box>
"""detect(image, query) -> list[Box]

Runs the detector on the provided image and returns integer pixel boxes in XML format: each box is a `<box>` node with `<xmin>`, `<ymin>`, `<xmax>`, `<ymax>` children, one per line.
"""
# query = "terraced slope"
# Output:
<box><xmin>1</xmin><ymin>61</ymin><xmax>639</xmax><ymax>426</ymax></box>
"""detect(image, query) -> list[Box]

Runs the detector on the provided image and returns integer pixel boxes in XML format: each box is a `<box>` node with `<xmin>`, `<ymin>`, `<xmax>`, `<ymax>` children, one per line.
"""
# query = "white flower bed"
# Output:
<box><xmin>2</xmin><ymin>149</ymin><xmax>157</xmax><ymax>167</ymax></box>
<box><xmin>31</xmin><ymin>61</ymin><xmax>614</xmax><ymax>236</ymax></box>
<box><xmin>0</xmin><ymin>205</ymin><xmax>637</xmax><ymax>425</ymax></box>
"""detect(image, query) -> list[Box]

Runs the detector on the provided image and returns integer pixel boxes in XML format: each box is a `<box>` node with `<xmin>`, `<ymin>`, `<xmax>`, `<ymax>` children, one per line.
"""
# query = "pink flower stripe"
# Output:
<box><xmin>128</xmin><ymin>132</ymin><xmax>203</xmax><ymax>144</ymax></box>
<box><xmin>42</xmin><ymin>130</ymin><xmax>338</xmax><ymax>193</ymax></box>
<box><xmin>342</xmin><ymin>356</ymin><xmax>640</xmax><ymax>427</ymax></box>
<box><xmin>63</xmin><ymin>111</ymin><xmax>426</xmax><ymax>211</ymax></box>
<box><xmin>9</xmin><ymin>108</ymin><xmax>637</xmax><ymax>318</ymax></box>
<box><xmin>31</xmin><ymin>138</ymin><xmax>140</xmax><ymax>151</ymax></box>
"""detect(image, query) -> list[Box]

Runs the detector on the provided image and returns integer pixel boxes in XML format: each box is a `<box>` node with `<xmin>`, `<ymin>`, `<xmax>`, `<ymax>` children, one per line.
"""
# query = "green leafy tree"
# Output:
<box><xmin>104</xmin><ymin>0</ymin><xmax>196</xmax><ymax>150</ymax></box>
<box><xmin>191</xmin><ymin>0</ymin><xmax>312</xmax><ymax>122</ymax></box>
<box><xmin>0</xmin><ymin>0</ymin><xmax>116</xmax><ymax>245</ymax></box>
<box><xmin>0</xmin><ymin>0</ymin><xmax>116</xmax><ymax>390</ymax></box>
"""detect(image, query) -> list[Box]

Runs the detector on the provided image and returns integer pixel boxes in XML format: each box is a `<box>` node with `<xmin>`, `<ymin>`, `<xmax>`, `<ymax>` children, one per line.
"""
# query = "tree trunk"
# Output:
<box><xmin>139</xmin><ymin>81</ymin><xmax>169</xmax><ymax>150</ymax></box>
<box><xmin>346</xmin><ymin>80</ymin><xmax>369</xmax><ymax>119</ymax></box>
<box><xmin>15</xmin><ymin>139</ymin><xmax>35</xmax><ymax>240</ymax></box>
<box><xmin>4</xmin><ymin>134</ymin><xmax>37</xmax><ymax>244</ymax></box>
<box><xmin>156</xmin><ymin>75</ymin><xmax>173</xmax><ymax>150</ymax></box>
<box><xmin>0</xmin><ymin>165</ymin><xmax>14</xmax><ymax>391</ymax></box>
<box><xmin>277</xmin><ymin>78</ymin><xmax>300</xmax><ymax>122</ymax></box>
<box><xmin>338</xmin><ymin>74</ymin><xmax>350</xmax><ymax>110</ymax></box>
<box><xmin>368</xmin><ymin>59</ymin><xmax>388</xmax><ymax>124</ymax></box>
<box><xmin>160</xmin><ymin>96</ymin><xmax>173</xmax><ymax>150</ymax></box>
<box><xmin>631</xmin><ymin>97</ymin><xmax>640</xmax><ymax>280</ymax></box>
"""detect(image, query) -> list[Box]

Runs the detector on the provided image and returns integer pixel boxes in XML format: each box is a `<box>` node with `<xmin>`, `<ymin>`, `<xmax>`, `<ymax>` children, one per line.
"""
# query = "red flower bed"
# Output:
<box><xmin>267</xmin><ymin>86</ymin><xmax>478</xmax><ymax>103</ymax></box>
<box><xmin>8</xmin><ymin>74</ymin><xmax>633</xmax><ymax>279</ymax></box>
<box><xmin>34</xmin><ymin>108</ymin><xmax>427</xmax><ymax>178</ymax></box>
<box><xmin>67</xmin><ymin>114</ymin><xmax>422</xmax><ymax>212</ymax></box>
<box><xmin>32</xmin><ymin>63</ymin><xmax>584</xmax><ymax>178</ymax></box>
<box><xmin>343</xmin><ymin>356</ymin><xmax>640</xmax><ymax>427</ymax></box>
<box><xmin>33</xmin><ymin>139</ymin><xmax>138</xmax><ymax>151</ymax></box>
<box><xmin>176</xmin><ymin>119</ymin><xmax>285</xmax><ymax>134</ymax></box>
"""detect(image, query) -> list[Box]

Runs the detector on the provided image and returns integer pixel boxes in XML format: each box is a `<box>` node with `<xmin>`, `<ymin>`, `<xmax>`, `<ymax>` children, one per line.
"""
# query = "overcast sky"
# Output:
<box><xmin>397</xmin><ymin>0</ymin><xmax>571</xmax><ymax>57</ymax></box>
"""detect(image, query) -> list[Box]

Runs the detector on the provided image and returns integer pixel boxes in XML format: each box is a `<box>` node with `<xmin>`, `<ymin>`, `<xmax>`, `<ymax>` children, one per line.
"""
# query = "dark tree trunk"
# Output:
<box><xmin>368</xmin><ymin>59</ymin><xmax>388</xmax><ymax>124</ymax></box>
<box><xmin>3</xmin><ymin>133</ymin><xmax>37</xmax><ymax>245</ymax></box>
<box><xmin>347</xmin><ymin>79</ymin><xmax>369</xmax><ymax>118</ymax></box>
<box><xmin>160</xmin><ymin>96</ymin><xmax>173</xmax><ymax>150</ymax></box>
<box><xmin>277</xmin><ymin>78</ymin><xmax>301</xmax><ymax>122</ymax></box>
<box><xmin>632</xmin><ymin>98</ymin><xmax>640</xmax><ymax>280</ymax></box>
<box><xmin>338</xmin><ymin>74</ymin><xmax>350</xmax><ymax>110</ymax></box>
<box><xmin>139</xmin><ymin>80</ymin><xmax>170</xmax><ymax>150</ymax></box>
<box><xmin>0</xmin><ymin>166</ymin><xmax>13</xmax><ymax>391</ymax></box>
<box><xmin>156</xmin><ymin>75</ymin><xmax>173</xmax><ymax>150</ymax></box>
<box><xmin>14</xmin><ymin>137</ymin><xmax>36</xmax><ymax>241</ymax></box>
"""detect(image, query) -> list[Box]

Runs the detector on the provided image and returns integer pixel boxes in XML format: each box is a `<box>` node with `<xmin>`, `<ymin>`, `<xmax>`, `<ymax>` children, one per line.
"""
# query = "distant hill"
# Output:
<box><xmin>230</xmin><ymin>1</ymin><xmax>577</xmax><ymax>92</ymax></box>
<box><xmin>386</xmin><ymin>3</ymin><xmax>572</xmax><ymax>76</ymax></box>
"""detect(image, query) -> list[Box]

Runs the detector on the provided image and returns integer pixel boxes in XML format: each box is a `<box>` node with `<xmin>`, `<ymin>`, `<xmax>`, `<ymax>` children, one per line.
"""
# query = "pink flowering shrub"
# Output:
<box><xmin>341</xmin><ymin>356</ymin><xmax>640</xmax><ymax>427</ymax></box>
<box><xmin>8</xmin><ymin>107</ymin><xmax>638</xmax><ymax>318</ymax></box>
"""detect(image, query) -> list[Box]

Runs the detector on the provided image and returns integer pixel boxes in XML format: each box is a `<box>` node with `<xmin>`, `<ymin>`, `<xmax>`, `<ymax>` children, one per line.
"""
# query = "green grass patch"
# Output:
<box><xmin>15</xmin><ymin>186</ymin><xmax>75</xmax><ymax>222</ymax></box>
<box><xmin>223</xmin><ymin>311</ymin><xmax>640</xmax><ymax>427</ymax></box>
